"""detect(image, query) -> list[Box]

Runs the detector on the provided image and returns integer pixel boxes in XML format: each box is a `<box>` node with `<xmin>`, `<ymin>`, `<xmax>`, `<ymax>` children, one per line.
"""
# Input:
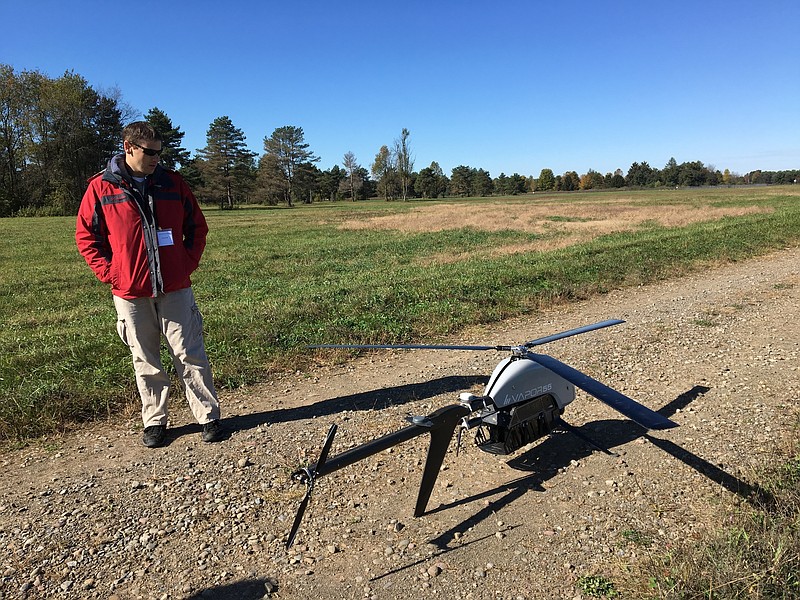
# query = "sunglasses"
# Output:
<box><xmin>132</xmin><ymin>142</ymin><xmax>163</xmax><ymax>157</ymax></box>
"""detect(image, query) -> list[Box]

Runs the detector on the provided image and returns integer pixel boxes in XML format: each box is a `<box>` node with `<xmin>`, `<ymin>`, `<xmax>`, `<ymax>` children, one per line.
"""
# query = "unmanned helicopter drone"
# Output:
<box><xmin>286</xmin><ymin>319</ymin><xmax>677</xmax><ymax>547</ymax></box>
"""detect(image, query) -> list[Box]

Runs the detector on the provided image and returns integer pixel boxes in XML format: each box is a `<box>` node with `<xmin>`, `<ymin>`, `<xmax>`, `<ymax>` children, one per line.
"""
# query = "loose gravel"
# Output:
<box><xmin>2</xmin><ymin>247</ymin><xmax>799</xmax><ymax>600</ymax></box>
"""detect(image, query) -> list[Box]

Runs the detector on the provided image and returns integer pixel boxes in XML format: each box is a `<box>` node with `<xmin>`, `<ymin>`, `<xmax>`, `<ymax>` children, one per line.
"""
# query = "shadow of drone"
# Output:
<box><xmin>164</xmin><ymin>374</ymin><xmax>488</xmax><ymax>443</ymax></box>
<box><xmin>186</xmin><ymin>577</ymin><xmax>276</xmax><ymax>599</ymax></box>
<box><xmin>370</xmin><ymin>384</ymin><xmax>772</xmax><ymax>582</ymax></box>
<box><xmin>420</xmin><ymin>384</ymin><xmax>770</xmax><ymax>551</ymax></box>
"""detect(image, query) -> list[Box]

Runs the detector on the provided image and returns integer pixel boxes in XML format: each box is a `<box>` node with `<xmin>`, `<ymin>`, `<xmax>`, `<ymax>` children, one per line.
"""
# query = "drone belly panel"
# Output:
<box><xmin>485</xmin><ymin>357</ymin><xmax>575</xmax><ymax>410</ymax></box>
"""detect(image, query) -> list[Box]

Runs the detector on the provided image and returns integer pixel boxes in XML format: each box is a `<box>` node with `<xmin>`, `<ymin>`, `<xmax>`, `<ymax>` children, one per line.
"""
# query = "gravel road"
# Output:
<box><xmin>2</xmin><ymin>247</ymin><xmax>799</xmax><ymax>600</ymax></box>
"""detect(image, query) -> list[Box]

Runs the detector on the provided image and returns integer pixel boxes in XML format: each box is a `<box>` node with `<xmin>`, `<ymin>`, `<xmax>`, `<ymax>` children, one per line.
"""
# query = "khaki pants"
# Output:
<box><xmin>113</xmin><ymin>287</ymin><xmax>220</xmax><ymax>428</ymax></box>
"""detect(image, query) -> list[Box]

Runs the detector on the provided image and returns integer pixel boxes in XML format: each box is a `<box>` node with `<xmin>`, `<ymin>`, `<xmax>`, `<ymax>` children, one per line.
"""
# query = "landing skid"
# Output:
<box><xmin>286</xmin><ymin>404</ymin><xmax>470</xmax><ymax>548</ymax></box>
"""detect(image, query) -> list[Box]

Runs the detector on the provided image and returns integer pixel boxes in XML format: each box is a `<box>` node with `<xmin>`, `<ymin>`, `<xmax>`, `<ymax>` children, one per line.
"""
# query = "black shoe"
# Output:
<box><xmin>143</xmin><ymin>425</ymin><xmax>166</xmax><ymax>448</ymax></box>
<box><xmin>201</xmin><ymin>420</ymin><xmax>224</xmax><ymax>443</ymax></box>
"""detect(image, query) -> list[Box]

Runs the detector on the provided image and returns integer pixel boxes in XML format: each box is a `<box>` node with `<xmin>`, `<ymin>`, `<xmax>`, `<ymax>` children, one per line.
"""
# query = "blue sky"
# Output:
<box><xmin>2</xmin><ymin>0</ymin><xmax>799</xmax><ymax>178</ymax></box>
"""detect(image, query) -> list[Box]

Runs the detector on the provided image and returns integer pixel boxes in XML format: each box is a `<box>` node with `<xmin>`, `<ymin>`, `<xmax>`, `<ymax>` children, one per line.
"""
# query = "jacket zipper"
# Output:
<box><xmin>122</xmin><ymin>180</ymin><xmax>164</xmax><ymax>297</ymax></box>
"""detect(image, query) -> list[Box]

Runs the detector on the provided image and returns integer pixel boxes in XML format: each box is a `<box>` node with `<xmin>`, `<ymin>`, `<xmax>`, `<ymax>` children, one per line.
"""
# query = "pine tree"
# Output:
<box><xmin>195</xmin><ymin>116</ymin><xmax>255</xmax><ymax>209</ymax></box>
<box><xmin>261</xmin><ymin>126</ymin><xmax>318</xmax><ymax>207</ymax></box>
<box><xmin>144</xmin><ymin>107</ymin><xmax>190</xmax><ymax>171</ymax></box>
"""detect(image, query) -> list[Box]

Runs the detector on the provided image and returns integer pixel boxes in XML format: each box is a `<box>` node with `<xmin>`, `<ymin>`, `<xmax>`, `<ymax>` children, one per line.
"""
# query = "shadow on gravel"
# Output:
<box><xmin>422</xmin><ymin>385</ymin><xmax>771</xmax><ymax>551</ymax></box>
<box><xmin>365</xmin><ymin>385</ymin><xmax>773</xmax><ymax>581</ymax></box>
<box><xmin>167</xmin><ymin>374</ymin><xmax>488</xmax><ymax>442</ymax></box>
<box><xmin>187</xmin><ymin>577</ymin><xmax>276</xmax><ymax>599</ymax></box>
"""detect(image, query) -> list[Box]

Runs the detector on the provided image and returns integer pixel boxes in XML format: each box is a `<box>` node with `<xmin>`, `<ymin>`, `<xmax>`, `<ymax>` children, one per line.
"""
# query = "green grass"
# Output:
<box><xmin>2</xmin><ymin>186</ymin><xmax>800</xmax><ymax>440</ymax></box>
<box><xmin>631</xmin><ymin>449</ymin><xmax>800</xmax><ymax>599</ymax></box>
<box><xmin>578</xmin><ymin>574</ymin><xmax>620</xmax><ymax>597</ymax></box>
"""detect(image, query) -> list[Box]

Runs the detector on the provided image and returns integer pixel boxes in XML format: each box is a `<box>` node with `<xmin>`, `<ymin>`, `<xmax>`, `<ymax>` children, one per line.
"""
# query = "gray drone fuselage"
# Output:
<box><xmin>484</xmin><ymin>354</ymin><xmax>575</xmax><ymax>410</ymax></box>
<box><xmin>459</xmin><ymin>353</ymin><xmax>577</xmax><ymax>455</ymax></box>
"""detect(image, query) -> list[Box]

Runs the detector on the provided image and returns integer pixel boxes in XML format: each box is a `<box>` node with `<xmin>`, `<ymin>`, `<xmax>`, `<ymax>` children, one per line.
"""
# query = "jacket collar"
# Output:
<box><xmin>103</xmin><ymin>154</ymin><xmax>170</xmax><ymax>187</ymax></box>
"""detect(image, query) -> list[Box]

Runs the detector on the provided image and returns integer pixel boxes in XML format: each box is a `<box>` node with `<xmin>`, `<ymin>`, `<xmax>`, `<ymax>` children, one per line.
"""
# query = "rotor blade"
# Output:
<box><xmin>524</xmin><ymin>319</ymin><xmax>625</xmax><ymax>348</ymax></box>
<box><xmin>307</xmin><ymin>343</ymin><xmax>503</xmax><ymax>351</ymax></box>
<box><xmin>285</xmin><ymin>477</ymin><xmax>313</xmax><ymax>549</ymax></box>
<box><xmin>314</xmin><ymin>423</ymin><xmax>338</xmax><ymax>474</ymax></box>
<box><xmin>285</xmin><ymin>424</ymin><xmax>338</xmax><ymax>549</ymax></box>
<box><xmin>308</xmin><ymin>320</ymin><xmax>627</xmax><ymax>352</ymax></box>
<box><xmin>527</xmin><ymin>352</ymin><xmax>678</xmax><ymax>430</ymax></box>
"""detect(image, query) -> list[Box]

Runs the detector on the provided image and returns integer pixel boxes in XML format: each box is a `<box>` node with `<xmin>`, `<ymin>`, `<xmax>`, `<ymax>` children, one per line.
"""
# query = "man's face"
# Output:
<box><xmin>123</xmin><ymin>139</ymin><xmax>162</xmax><ymax>177</ymax></box>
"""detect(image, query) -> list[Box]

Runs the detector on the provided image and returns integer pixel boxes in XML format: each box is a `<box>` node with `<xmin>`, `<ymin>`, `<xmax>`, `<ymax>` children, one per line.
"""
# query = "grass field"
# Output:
<box><xmin>2</xmin><ymin>185</ymin><xmax>800</xmax><ymax>440</ymax></box>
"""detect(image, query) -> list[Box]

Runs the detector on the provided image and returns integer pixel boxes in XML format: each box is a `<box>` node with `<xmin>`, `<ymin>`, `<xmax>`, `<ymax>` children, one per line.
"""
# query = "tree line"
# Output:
<box><xmin>1</xmin><ymin>65</ymin><xmax>797</xmax><ymax>217</ymax></box>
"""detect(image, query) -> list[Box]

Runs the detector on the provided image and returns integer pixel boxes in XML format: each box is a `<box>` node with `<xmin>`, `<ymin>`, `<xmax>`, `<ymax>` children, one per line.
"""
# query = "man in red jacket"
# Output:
<box><xmin>76</xmin><ymin>121</ymin><xmax>223</xmax><ymax>448</ymax></box>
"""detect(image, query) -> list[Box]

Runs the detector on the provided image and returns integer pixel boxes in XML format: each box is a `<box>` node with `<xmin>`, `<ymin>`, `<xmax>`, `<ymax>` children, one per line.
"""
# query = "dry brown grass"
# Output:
<box><xmin>339</xmin><ymin>200</ymin><xmax>773</xmax><ymax>262</ymax></box>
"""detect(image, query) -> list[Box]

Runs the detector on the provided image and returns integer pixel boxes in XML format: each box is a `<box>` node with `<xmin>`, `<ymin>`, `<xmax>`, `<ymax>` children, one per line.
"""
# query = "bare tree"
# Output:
<box><xmin>342</xmin><ymin>151</ymin><xmax>363</xmax><ymax>202</ymax></box>
<box><xmin>393</xmin><ymin>128</ymin><xmax>414</xmax><ymax>201</ymax></box>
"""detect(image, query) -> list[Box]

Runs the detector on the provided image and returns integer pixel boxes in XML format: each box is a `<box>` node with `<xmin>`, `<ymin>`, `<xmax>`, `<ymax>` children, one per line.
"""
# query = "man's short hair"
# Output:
<box><xmin>123</xmin><ymin>121</ymin><xmax>162</xmax><ymax>144</ymax></box>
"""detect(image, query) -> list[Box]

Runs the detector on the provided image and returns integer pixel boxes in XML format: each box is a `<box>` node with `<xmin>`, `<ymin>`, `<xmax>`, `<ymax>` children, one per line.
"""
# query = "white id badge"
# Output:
<box><xmin>157</xmin><ymin>228</ymin><xmax>175</xmax><ymax>247</ymax></box>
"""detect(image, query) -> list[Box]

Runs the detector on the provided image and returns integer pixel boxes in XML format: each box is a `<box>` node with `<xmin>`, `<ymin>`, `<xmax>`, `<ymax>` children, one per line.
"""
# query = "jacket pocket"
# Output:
<box><xmin>184</xmin><ymin>247</ymin><xmax>199</xmax><ymax>274</ymax></box>
<box><xmin>110</xmin><ymin>262</ymin><xmax>119</xmax><ymax>288</ymax></box>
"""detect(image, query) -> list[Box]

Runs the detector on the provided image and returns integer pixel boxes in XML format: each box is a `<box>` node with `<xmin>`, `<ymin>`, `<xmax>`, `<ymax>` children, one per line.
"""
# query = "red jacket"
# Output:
<box><xmin>76</xmin><ymin>155</ymin><xmax>208</xmax><ymax>299</ymax></box>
